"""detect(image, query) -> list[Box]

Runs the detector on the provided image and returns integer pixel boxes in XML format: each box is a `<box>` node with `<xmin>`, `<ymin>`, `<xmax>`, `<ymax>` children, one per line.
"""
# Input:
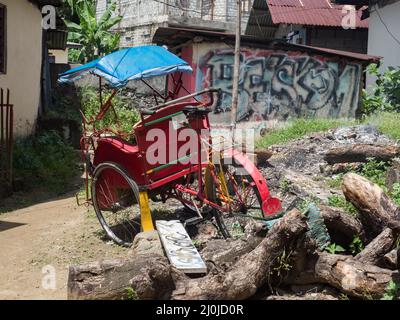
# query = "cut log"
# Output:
<box><xmin>324</xmin><ymin>144</ymin><xmax>400</xmax><ymax>165</ymax></box>
<box><xmin>355</xmin><ymin>228</ymin><xmax>395</xmax><ymax>266</ymax></box>
<box><xmin>200</xmin><ymin>237</ymin><xmax>263</xmax><ymax>269</ymax></box>
<box><xmin>342</xmin><ymin>173</ymin><xmax>400</xmax><ymax>237</ymax></box>
<box><xmin>322</xmin><ymin>163</ymin><xmax>363</xmax><ymax>175</ymax></box>
<box><xmin>384</xmin><ymin>249</ymin><xmax>399</xmax><ymax>270</ymax></box>
<box><xmin>68</xmin><ymin>231</ymin><xmax>174</xmax><ymax>300</ymax></box>
<box><xmin>314</xmin><ymin>252</ymin><xmax>400</xmax><ymax>299</ymax></box>
<box><xmin>171</xmin><ymin>209</ymin><xmax>308</xmax><ymax>300</ymax></box>
<box><xmin>318</xmin><ymin>205</ymin><xmax>366</xmax><ymax>244</ymax></box>
<box><xmin>68</xmin><ymin>255</ymin><xmax>174</xmax><ymax>300</ymax></box>
<box><xmin>386</xmin><ymin>158</ymin><xmax>400</xmax><ymax>192</ymax></box>
<box><xmin>254</xmin><ymin>148</ymin><xmax>273</xmax><ymax>165</ymax></box>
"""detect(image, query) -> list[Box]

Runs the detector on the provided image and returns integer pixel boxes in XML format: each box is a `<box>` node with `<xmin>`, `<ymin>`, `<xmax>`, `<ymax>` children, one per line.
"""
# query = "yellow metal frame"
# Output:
<box><xmin>139</xmin><ymin>191</ymin><xmax>155</xmax><ymax>231</ymax></box>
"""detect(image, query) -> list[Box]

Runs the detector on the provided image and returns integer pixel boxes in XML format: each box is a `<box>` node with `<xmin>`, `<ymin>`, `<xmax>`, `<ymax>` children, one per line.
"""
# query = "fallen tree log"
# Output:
<box><xmin>384</xmin><ymin>249</ymin><xmax>399</xmax><ymax>270</ymax></box>
<box><xmin>324</xmin><ymin>144</ymin><xmax>400</xmax><ymax>165</ymax></box>
<box><xmin>318</xmin><ymin>205</ymin><xmax>366</xmax><ymax>244</ymax></box>
<box><xmin>355</xmin><ymin>228</ymin><xmax>395</xmax><ymax>266</ymax></box>
<box><xmin>314</xmin><ymin>252</ymin><xmax>400</xmax><ymax>299</ymax></box>
<box><xmin>68</xmin><ymin>255</ymin><xmax>174</xmax><ymax>300</ymax></box>
<box><xmin>342</xmin><ymin>173</ymin><xmax>400</xmax><ymax>237</ymax></box>
<box><xmin>171</xmin><ymin>209</ymin><xmax>308</xmax><ymax>300</ymax></box>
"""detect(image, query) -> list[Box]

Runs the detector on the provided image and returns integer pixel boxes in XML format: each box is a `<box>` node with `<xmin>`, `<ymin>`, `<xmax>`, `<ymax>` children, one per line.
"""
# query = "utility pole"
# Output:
<box><xmin>231</xmin><ymin>0</ymin><xmax>242</xmax><ymax>142</ymax></box>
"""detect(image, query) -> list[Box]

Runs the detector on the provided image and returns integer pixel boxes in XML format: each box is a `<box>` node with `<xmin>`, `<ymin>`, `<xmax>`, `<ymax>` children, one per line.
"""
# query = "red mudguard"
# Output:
<box><xmin>224</xmin><ymin>148</ymin><xmax>282</xmax><ymax>217</ymax></box>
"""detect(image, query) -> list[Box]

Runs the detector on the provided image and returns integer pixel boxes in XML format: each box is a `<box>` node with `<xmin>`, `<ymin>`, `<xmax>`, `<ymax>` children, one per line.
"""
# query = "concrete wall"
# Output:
<box><xmin>191</xmin><ymin>42</ymin><xmax>362</xmax><ymax>123</ymax></box>
<box><xmin>0</xmin><ymin>0</ymin><xmax>43</xmax><ymax>137</ymax></box>
<box><xmin>96</xmin><ymin>0</ymin><xmax>252</xmax><ymax>47</ymax></box>
<box><xmin>49</xmin><ymin>49</ymin><xmax>68</xmax><ymax>64</ymax></box>
<box><xmin>367</xmin><ymin>1</ymin><xmax>400</xmax><ymax>88</ymax></box>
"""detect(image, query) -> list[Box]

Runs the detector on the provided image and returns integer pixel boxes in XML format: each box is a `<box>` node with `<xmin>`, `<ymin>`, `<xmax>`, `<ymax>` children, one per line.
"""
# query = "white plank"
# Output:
<box><xmin>156</xmin><ymin>220</ymin><xmax>207</xmax><ymax>274</ymax></box>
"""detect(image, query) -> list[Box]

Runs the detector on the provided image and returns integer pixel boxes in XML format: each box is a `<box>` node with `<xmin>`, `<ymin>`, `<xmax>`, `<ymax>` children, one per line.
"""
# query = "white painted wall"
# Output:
<box><xmin>49</xmin><ymin>49</ymin><xmax>69</xmax><ymax>64</ymax></box>
<box><xmin>0</xmin><ymin>0</ymin><xmax>43</xmax><ymax>137</ymax></box>
<box><xmin>367</xmin><ymin>1</ymin><xmax>400</xmax><ymax>88</ymax></box>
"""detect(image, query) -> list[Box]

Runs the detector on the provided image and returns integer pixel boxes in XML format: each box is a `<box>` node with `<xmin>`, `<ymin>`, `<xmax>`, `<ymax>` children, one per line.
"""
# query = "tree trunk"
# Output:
<box><xmin>314</xmin><ymin>252</ymin><xmax>400</xmax><ymax>299</ymax></box>
<box><xmin>384</xmin><ymin>249</ymin><xmax>399</xmax><ymax>270</ymax></box>
<box><xmin>171</xmin><ymin>209</ymin><xmax>308</xmax><ymax>300</ymax></box>
<box><xmin>324</xmin><ymin>144</ymin><xmax>400</xmax><ymax>165</ymax></box>
<box><xmin>318</xmin><ymin>205</ymin><xmax>366</xmax><ymax>244</ymax></box>
<box><xmin>342</xmin><ymin>173</ymin><xmax>400</xmax><ymax>237</ymax></box>
<box><xmin>68</xmin><ymin>255</ymin><xmax>174</xmax><ymax>300</ymax></box>
<box><xmin>355</xmin><ymin>228</ymin><xmax>395</xmax><ymax>266</ymax></box>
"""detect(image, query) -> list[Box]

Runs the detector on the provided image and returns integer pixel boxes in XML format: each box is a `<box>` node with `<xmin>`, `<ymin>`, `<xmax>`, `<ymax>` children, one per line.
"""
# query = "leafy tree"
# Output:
<box><xmin>64</xmin><ymin>0</ymin><xmax>122</xmax><ymax>63</ymax></box>
<box><xmin>363</xmin><ymin>64</ymin><xmax>400</xmax><ymax>115</ymax></box>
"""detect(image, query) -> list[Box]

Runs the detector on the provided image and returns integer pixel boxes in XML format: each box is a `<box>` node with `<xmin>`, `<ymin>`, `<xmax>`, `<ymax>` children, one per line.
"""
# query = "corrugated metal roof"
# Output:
<box><xmin>267</xmin><ymin>0</ymin><xmax>369</xmax><ymax>28</ymax></box>
<box><xmin>153</xmin><ymin>27</ymin><xmax>380</xmax><ymax>63</ymax></box>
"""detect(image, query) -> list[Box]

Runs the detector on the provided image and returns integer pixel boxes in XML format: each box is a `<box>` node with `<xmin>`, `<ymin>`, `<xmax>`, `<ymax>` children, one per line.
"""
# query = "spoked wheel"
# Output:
<box><xmin>92</xmin><ymin>162</ymin><xmax>141</xmax><ymax>247</ymax></box>
<box><xmin>175</xmin><ymin>172</ymin><xmax>203</xmax><ymax>215</ymax></box>
<box><xmin>175</xmin><ymin>168</ymin><xmax>231</xmax><ymax>239</ymax></box>
<box><xmin>217</xmin><ymin>159</ymin><xmax>264</xmax><ymax>217</ymax></box>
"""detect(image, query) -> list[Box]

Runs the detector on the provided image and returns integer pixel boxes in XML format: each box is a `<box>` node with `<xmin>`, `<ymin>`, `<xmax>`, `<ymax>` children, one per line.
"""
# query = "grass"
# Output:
<box><xmin>256</xmin><ymin>118</ymin><xmax>356</xmax><ymax>148</ymax></box>
<box><xmin>255</xmin><ymin>112</ymin><xmax>400</xmax><ymax>149</ymax></box>
<box><xmin>328</xmin><ymin>195</ymin><xmax>358</xmax><ymax>216</ymax></box>
<box><xmin>364</xmin><ymin>112</ymin><xmax>400</xmax><ymax>141</ymax></box>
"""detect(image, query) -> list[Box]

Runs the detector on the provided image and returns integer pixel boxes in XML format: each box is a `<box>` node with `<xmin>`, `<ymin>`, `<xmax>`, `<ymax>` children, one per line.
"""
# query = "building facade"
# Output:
<box><xmin>366</xmin><ymin>0</ymin><xmax>400</xmax><ymax>86</ymax></box>
<box><xmin>334</xmin><ymin>0</ymin><xmax>400</xmax><ymax>86</ymax></box>
<box><xmin>0</xmin><ymin>0</ymin><xmax>44</xmax><ymax>137</ymax></box>
<box><xmin>246</xmin><ymin>0</ymin><xmax>369</xmax><ymax>54</ymax></box>
<box><xmin>95</xmin><ymin>0</ymin><xmax>253</xmax><ymax>47</ymax></box>
<box><xmin>154</xmin><ymin>28</ymin><xmax>379</xmax><ymax>127</ymax></box>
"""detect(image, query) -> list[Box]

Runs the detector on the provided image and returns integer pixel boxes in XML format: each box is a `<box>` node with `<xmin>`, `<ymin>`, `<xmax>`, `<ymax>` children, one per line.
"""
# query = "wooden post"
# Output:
<box><xmin>231</xmin><ymin>0</ymin><xmax>242</xmax><ymax>140</ymax></box>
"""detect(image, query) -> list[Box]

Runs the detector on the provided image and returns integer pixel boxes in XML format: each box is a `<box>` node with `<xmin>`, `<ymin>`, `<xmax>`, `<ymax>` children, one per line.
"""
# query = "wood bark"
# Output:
<box><xmin>171</xmin><ymin>209</ymin><xmax>308</xmax><ymax>300</ymax></box>
<box><xmin>324</xmin><ymin>144</ymin><xmax>400</xmax><ymax>165</ymax></box>
<box><xmin>314</xmin><ymin>252</ymin><xmax>400</xmax><ymax>299</ymax></box>
<box><xmin>384</xmin><ymin>249</ymin><xmax>399</xmax><ymax>270</ymax></box>
<box><xmin>318</xmin><ymin>205</ymin><xmax>366</xmax><ymax>244</ymax></box>
<box><xmin>68</xmin><ymin>255</ymin><xmax>174</xmax><ymax>300</ymax></box>
<box><xmin>355</xmin><ymin>228</ymin><xmax>395</xmax><ymax>266</ymax></box>
<box><xmin>342</xmin><ymin>173</ymin><xmax>400</xmax><ymax>237</ymax></box>
<box><xmin>254</xmin><ymin>148</ymin><xmax>274</xmax><ymax>165</ymax></box>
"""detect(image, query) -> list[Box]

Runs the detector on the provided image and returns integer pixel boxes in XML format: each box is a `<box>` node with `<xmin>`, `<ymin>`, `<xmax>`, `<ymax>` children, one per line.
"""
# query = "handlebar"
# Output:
<box><xmin>148</xmin><ymin>88</ymin><xmax>221</xmax><ymax>112</ymax></box>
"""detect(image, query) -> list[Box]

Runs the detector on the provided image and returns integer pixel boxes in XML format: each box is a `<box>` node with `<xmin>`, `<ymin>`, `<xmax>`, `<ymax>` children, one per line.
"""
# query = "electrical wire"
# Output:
<box><xmin>373</xmin><ymin>6</ymin><xmax>400</xmax><ymax>47</ymax></box>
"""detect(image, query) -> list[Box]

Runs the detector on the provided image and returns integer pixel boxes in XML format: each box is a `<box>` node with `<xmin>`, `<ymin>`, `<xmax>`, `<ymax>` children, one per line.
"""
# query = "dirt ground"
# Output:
<box><xmin>0</xmin><ymin>192</ymin><xmax>130</xmax><ymax>300</ymax></box>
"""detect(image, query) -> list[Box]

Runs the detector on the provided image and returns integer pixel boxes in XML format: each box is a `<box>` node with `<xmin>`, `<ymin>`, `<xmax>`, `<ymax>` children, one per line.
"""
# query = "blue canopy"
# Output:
<box><xmin>58</xmin><ymin>46</ymin><xmax>193</xmax><ymax>88</ymax></box>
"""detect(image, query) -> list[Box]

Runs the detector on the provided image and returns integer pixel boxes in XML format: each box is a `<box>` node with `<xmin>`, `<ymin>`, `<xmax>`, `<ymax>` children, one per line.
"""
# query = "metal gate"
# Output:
<box><xmin>0</xmin><ymin>88</ymin><xmax>13</xmax><ymax>190</ymax></box>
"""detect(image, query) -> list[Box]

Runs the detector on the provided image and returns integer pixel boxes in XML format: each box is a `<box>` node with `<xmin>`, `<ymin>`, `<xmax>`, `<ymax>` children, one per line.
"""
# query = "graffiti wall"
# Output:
<box><xmin>194</xmin><ymin>43</ymin><xmax>362</xmax><ymax>123</ymax></box>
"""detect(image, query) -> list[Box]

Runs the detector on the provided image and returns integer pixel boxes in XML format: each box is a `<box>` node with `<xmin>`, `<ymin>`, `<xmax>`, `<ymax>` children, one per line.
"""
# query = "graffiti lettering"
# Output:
<box><xmin>197</xmin><ymin>49</ymin><xmax>361</xmax><ymax>122</ymax></box>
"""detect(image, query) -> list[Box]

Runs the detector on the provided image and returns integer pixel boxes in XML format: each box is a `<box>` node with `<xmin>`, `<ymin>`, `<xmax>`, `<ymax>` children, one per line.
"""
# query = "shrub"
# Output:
<box><xmin>79</xmin><ymin>86</ymin><xmax>140</xmax><ymax>136</ymax></box>
<box><xmin>13</xmin><ymin>131</ymin><xmax>78</xmax><ymax>193</ymax></box>
<box><xmin>363</xmin><ymin>64</ymin><xmax>400</xmax><ymax>116</ymax></box>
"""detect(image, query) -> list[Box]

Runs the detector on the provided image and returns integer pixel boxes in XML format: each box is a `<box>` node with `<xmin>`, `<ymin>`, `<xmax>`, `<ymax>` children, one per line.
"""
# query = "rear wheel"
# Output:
<box><xmin>176</xmin><ymin>168</ymin><xmax>231</xmax><ymax>238</ymax></box>
<box><xmin>217</xmin><ymin>159</ymin><xmax>264</xmax><ymax>218</ymax></box>
<box><xmin>92</xmin><ymin>162</ymin><xmax>141</xmax><ymax>247</ymax></box>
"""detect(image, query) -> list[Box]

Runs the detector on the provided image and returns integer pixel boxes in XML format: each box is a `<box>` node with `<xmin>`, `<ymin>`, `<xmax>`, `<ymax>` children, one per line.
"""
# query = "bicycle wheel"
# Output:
<box><xmin>92</xmin><ymin>162</ymin><xmax>141</xmax><ymax>247</ymax></box>
<box><xmin>175</xmin><ymin>168</ymin><xmax>231</xmax><ymax>238</ymax></box>
<box><xmin>217</xmin><ymin>158</ymin><xmax>264</xmax><ymax>217</ymax></box>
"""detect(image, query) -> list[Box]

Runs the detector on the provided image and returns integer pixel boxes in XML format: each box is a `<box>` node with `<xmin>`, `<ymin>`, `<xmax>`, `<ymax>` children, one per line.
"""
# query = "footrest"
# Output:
<box><xmin>184</xmin><ymin>217</ymin><xmax>205</xmax><ymax>227</ymax></box>
<box><xmin>156</xmin><ymin>220</ymin><xmax>207</xmax><ymax>274</ymax></box>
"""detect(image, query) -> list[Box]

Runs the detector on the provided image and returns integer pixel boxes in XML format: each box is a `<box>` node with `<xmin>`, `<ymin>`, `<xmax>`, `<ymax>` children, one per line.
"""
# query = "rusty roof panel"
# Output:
<box><xmin>267</xmin><ymin>0</ymin><xmax>369</xmax><ymax>28</ymax></box>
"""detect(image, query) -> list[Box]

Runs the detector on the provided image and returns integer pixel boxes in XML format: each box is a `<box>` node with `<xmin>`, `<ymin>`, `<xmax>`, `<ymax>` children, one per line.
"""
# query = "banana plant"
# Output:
<box><xmin>64</xmin><ymin>0</ymin><xmax>122</xmax><ymax>63</ymax></box>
